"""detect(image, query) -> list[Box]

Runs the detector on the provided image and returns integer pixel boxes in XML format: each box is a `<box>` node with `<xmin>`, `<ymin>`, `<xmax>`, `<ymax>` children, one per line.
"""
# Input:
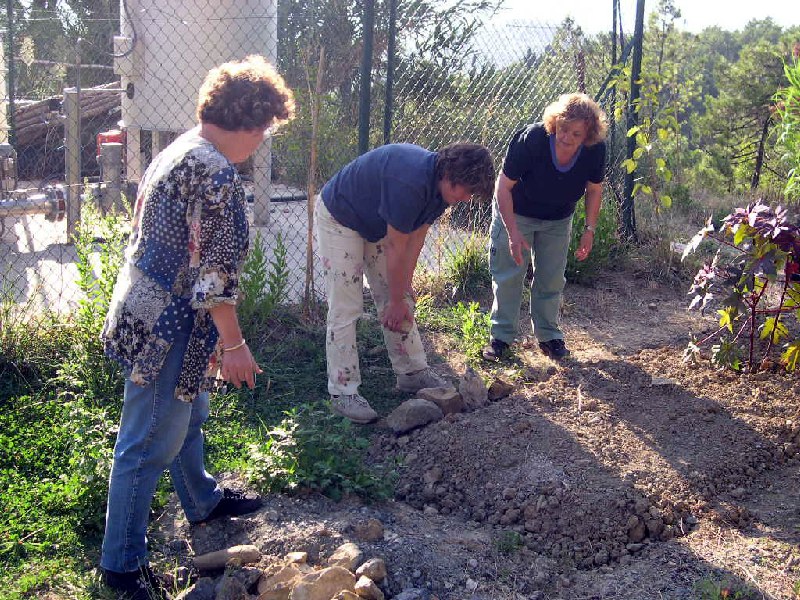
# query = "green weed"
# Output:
<box><xmin>246</xmin><ymin>403</ymin><xmax>393</xmax><ymax>501</ymax></box>
<box><xmin>416</xmin><ymin>296</ymin><xmax>490</xmax><ymax>362</ymax></box>
<box><xmin>693</xmin><ymin>576</ymin><xmax>758</xmax><ymax>599</ymax></box>
<box><xmin>494</xmin><ymin>530</ymin><xmax>524</xmax><ymax>555</ymax></box>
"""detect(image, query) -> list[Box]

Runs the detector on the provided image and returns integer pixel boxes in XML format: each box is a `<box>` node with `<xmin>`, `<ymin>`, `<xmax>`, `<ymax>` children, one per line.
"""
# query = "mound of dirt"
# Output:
<box><xmin>151</xmin><ymin>273</ymin><xmax>800</xmax><ymax>599</ymax></box>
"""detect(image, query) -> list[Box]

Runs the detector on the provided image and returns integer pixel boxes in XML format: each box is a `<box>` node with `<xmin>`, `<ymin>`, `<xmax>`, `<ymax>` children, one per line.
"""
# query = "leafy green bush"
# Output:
<box><xmin>683</xmin><ymin>201</ymin><xmax>800</xmax><ymax>372</ymax></box>
<box><xmin>246</xmin><ymin>403</ymin><xmax>392</xmax><ymax>501</ymax></box>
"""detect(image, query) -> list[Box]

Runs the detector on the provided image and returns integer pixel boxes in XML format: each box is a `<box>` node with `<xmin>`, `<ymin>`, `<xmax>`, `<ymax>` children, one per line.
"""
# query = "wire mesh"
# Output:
<box><xmin>1</xmin><ymin>2</ymin><xmax>631</xmax><ymax>324</ymax></box>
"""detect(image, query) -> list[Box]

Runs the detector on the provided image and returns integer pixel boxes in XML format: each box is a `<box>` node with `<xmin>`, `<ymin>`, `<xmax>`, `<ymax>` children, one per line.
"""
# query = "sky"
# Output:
<box><xmin>491</xmin><ymin>0</ymin><xmax>800</xmax><ymax>34</ymax></box>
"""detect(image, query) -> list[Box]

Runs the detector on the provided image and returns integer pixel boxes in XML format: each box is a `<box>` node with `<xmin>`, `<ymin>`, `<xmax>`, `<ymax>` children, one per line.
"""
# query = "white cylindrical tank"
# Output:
<box><xmin>115</xmin><ymin>0</ymin><xmax>277</xmax><ymax>132</ymax></box>
<box><xmin>114</xmin><ymin>0</ymin><xmax>277</xmax><ymax>225</ymax></box>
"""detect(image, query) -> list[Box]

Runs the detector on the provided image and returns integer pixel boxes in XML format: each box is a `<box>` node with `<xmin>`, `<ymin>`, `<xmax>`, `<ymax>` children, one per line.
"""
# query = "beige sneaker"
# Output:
<box><xmin>396</xmin><ymin>368</ymin><xmax>448</xmax><ymax>393</ymax></box>
<box><xmin>331</xmin><ymin>394</ymin><xmax>379</xmax><ymax>424</ymax></box>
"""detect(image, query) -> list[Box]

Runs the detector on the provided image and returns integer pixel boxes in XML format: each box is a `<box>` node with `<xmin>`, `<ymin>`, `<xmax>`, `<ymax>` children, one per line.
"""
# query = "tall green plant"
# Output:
<box><xmin>774</xmin><ymin>54</ymin><xmax>800</xmax><ymax>202</ymax></box>
<box><xmin>239</xmin><ymin>231</ymin><xmax>290</xmax><ymax>330</ymax></box>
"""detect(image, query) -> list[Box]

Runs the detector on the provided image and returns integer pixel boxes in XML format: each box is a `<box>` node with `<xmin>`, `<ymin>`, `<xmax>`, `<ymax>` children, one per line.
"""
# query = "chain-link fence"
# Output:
<box><xmin>0</xmin><ymin>1</ymin><xmax>632</xmax><ymax>322</ymax></box>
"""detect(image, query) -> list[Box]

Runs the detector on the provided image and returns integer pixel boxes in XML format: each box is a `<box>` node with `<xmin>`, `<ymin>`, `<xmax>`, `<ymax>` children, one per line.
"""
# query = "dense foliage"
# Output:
<box><xmin>684</xmin><ymin>201</ymin><xmax>800</xmax><ymax>372</ymax></box>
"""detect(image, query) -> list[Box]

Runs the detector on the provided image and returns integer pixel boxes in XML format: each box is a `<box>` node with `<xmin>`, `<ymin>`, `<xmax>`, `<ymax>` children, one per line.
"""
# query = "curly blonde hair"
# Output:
<box><xmin>197</xmin><ymin>55</ymin><xmax>295</xmax><ymax>131</ymax></box>
<box><xmin>542</xmin><ymin>93</ymin><xmax>608</xmax><ymax>146</ymax></box>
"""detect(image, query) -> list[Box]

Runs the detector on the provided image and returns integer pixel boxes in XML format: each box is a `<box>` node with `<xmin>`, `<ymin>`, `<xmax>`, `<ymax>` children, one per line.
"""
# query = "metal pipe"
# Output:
<box><xmin>99</xmin><ymin>141</ymin><xmax>123</xmax><ymax>213</ymax></box>
<box><xmin>0</xmin><ymin>191</ymin><xmax>65</xmax><ymax>219</ymax></box>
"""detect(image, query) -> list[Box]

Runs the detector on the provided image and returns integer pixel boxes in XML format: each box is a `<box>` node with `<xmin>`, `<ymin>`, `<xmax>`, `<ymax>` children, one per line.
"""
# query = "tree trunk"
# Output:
<box><xmin>750</xmin><ymin>116</ymin><xmax>772</xmax><ymax>190</ymax></box>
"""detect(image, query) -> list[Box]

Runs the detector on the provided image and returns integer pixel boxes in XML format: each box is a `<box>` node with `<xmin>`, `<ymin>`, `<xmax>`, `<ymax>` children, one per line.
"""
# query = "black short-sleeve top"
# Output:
<box><xmin>502</xmin><ymin>122</ymin><xmax>606</xmax><ymax>220</ymax></box>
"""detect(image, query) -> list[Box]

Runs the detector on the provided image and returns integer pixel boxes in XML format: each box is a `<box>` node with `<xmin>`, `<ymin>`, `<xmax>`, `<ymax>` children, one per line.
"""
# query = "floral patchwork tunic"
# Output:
<box><xmin>102</xmin><ymin>128</ymin><xmax>249</xmax><ymax>402</ymax></box>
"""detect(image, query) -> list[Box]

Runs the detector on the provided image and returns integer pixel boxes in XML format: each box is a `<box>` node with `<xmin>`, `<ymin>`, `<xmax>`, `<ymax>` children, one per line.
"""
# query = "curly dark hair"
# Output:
<box><xmin>435</xmin><ymin>143</ymin><xmax>495</xmax><ymax>201</ymax></box>
<box><xmin>196</xmin><ymin>55</ymin><xmax>295</xmax><ymax>131</ymax></box>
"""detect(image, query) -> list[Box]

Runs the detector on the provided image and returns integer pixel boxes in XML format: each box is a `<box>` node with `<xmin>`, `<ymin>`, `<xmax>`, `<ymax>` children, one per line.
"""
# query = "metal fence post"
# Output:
<box><xmin>621</xmin><ymin>0</ymin><xmax>645</xmax><ymax>241</ymax></box>
<box><xmin>358</xmin><ymin>0</ymin><xmax>374</xmax><ymax>155</ymax></box>
<box><xmin>383</xmin><ymin>0</ymin><xmax>397</xmax><ymax>145</ymax></box>
<box><xmin>64</xmin><ymin>88</ymin><xmax>81</xmax><ymax>240</ymax></box>
<box><xmin>4</xmin><ymin>0</ymin><xmax>15</xmax><ymax>147</ymax></box>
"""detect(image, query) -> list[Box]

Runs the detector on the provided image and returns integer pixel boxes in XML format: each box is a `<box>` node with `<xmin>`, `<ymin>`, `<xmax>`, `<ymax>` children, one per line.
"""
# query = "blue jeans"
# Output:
<box><xmin>489</xmin><ymin>208</ymin><xmax>572</xmax><ymax>344</ymax></box>
<box><xmin>100</xmin><ymin>333</ymin><xmax>221</xmax><ymax>573</ymax></box>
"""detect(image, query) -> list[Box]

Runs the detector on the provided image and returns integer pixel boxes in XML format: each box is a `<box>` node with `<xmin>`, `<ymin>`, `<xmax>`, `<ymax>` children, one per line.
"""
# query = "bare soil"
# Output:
<box><xmin>155</xmin><ymin>271</ymin><xmax>800</xmax><ymax>600</ymax></box>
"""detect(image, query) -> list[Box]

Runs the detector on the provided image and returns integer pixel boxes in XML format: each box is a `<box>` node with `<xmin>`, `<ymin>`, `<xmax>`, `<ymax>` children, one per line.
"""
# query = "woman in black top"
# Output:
<box><xmin>483</xmin><ymin>93</ymin><xmax>607</xmax><ymax>361</ymax></box>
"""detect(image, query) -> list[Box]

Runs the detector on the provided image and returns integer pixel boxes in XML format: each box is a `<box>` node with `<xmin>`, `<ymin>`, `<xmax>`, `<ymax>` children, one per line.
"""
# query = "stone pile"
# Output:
<box><xmin>175</xmin><ymin>541</ymin><xmax>435</xmax><ymax>600</ymax></box>
<box><xmin>385</xmin><ymin>371</ymin><xmax>513</xmax><ymax>435</ymax></box>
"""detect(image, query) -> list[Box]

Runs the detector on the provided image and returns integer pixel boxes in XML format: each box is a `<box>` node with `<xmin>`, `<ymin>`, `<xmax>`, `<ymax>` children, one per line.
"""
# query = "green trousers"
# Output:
<box><xmin>488</xmin><ymin>207</ymin><xmax>573</xmax><ymax>344</ymax></box>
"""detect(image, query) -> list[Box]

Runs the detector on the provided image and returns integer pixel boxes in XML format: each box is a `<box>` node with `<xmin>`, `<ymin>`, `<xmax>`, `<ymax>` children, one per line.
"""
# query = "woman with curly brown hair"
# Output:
<box><xmin>483</xmin><ymin>93</ymin><xmax>607</xmax><ymax>362</ymax></box>
<box><xmin>100</xmin><ymin>55</ymin><xmax>294</xmax><ymax>599</ymax></box>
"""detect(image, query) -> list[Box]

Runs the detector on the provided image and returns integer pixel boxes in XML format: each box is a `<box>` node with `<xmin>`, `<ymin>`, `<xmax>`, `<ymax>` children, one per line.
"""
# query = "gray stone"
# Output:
<box><xmin>393</xmin><ymin>589</ymin><xmax>432</xmax><ymax>600</ymax></box>
<box><xmin>386</xmin><ymin>399</ymin><xmax>444</xmax><ymax>434</ymax></box>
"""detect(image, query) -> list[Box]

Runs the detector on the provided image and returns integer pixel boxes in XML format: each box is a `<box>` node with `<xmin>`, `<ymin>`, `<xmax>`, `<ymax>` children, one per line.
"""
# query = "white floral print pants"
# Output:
<box><xmin>315</xmin><ymin>199</ymin><xmax>428</xmax><ymax>396</ymax></box>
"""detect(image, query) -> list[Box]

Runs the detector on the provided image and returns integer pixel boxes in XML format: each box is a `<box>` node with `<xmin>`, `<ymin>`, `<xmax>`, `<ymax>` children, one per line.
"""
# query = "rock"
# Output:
<box><xmin>465</xmin><ymin>578</ymin><xmax>478</xmax><ymax>592</ymax></box>
<box><xmin>193</xmin><ymin>544</ymin><xmax>261</xmax><ymax>570</ymax></box>
<box><xmin>333</xmin><ymin>593</ymin><xmax>362</xmax><ymax>600</ymax></box>
<box><xmin>257</xmin><ymin>564</ymin><xmax>304</xmax><ymax>596</ymax></box>
<box><xmin>290</xmin><ymin>566</ymin><xmax>357</xmax><ymax>600</ymax></box>
<box><xmin>459</xmin><ymin>367</ymin><xmax>489</xmax><ymax>409</ymax></box>
<box><xmin>416</xmin><ymin>387</ymin><xmax>464</xmax><ymax>414</ymax></box>
<box><xmin>215</xmin><ymin>573</ymin><xmax>248</xmax><ymax>600</ymax></box>
<box><xmin>487</xmin><ymin>378</ymin><xmax>514</xmax><ymax>401</ymax></box>
<box><xmin>354</xmin><ymin>575</ymin><xmax>385</xmax><ymax>600</ymax></box>
<box><xmin>393</xmin><ymin>589</ymin><xmax>431</xmax><ymax>600</ymax></box>
<box><xmin>386</xmin><ymin>399</ymin><xmax>444</xmax><ymax>434</ymax></box>
<box><xmin>355</xmin><ymin>558</ymin><xmax>387</xmax><ymax>583</ymax></box>
<box><xmin>286</xmin><ymin>552</ymin><xmax>309</xmax><ymax>565</ymax></box>
<box><xmin>650</xmin><ymin>376</ymin><xmax>678</xmax><ymax>386</ymax></box>
<box><xmin>351</xmin><ymin>518</ymin><xmax>384</xmax><ymax>542</ymax></box>
<box><xmin>593</xmin><ymin>549</ymin><xmax>609</xmax><ymax>566</ymax></box>
<box><xmin>628</xmin><ymin>520</ymin><xmax>647</xmax><ymax>543</ymax></box>
<box><xmin>423</xmin><ymin>466</ymin><xmax>443</xmax><ymax>485</ymax></box>
<box><xmin>174</xmin><ymin>576</ymin><xmax>216</xmax><ymax>600</ymax></box>
<box><xmin>328</xmin><ymin>542</ymin><xmax>364</xmax><ymax>571</ymax></box>
<box><xmin>230</xmin><ymin>566</ymin><xmax>262</xmax><ymax>591</ymax></box>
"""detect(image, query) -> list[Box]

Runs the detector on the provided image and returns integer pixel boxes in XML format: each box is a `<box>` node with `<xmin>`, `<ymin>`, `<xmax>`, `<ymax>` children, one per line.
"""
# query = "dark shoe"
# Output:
<box><xmin>190</xmin><ymin>487</ymin><xmax>263</xmax><ymax>525</ymax></box>
<box><xmin>482</xmin><ymin>338</ymin><xmax>510</xmax><ymax>361</ymax></box>
<box><xmin>103</xmin><ymin>565</ymin><xmax>170</xmax><ymax>600</ymax></box>
<box><xmin>539</xmin><ymin>338</ymin><xmax>570</xmax><ymax>360</ymax></box>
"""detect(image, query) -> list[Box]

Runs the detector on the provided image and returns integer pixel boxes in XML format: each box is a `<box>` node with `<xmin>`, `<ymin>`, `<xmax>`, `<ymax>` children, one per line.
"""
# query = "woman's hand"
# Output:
<box><xmin>221</xmin><ymin>343</ymin><xmax>262</xmax><ymax>389</ymax></box>
<box><xmin>508</xmin><ymin>230</ymin><xmax>531</xmax><ymax>265</ymax></box>
<box><xmin>382</xmin><ymin>299</ymin><xmax>414</xmax><ymax>333</ymax></box>
<box><xmin>574</xmin><ymin>230</ymin><xmax>594</xmax><ymax>261</ymax></box>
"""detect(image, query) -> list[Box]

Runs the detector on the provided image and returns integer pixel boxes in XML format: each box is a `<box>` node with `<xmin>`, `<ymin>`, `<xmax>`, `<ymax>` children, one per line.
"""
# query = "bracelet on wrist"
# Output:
<box><xmin>584</xmin><ymin>224</ymin><xmax>596</xmax><ymax>234</ymax></box>
<box><xmin>223</xmin><ymin>338</ymin><xmax>247</xmax><ymax>352</ymax></box>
